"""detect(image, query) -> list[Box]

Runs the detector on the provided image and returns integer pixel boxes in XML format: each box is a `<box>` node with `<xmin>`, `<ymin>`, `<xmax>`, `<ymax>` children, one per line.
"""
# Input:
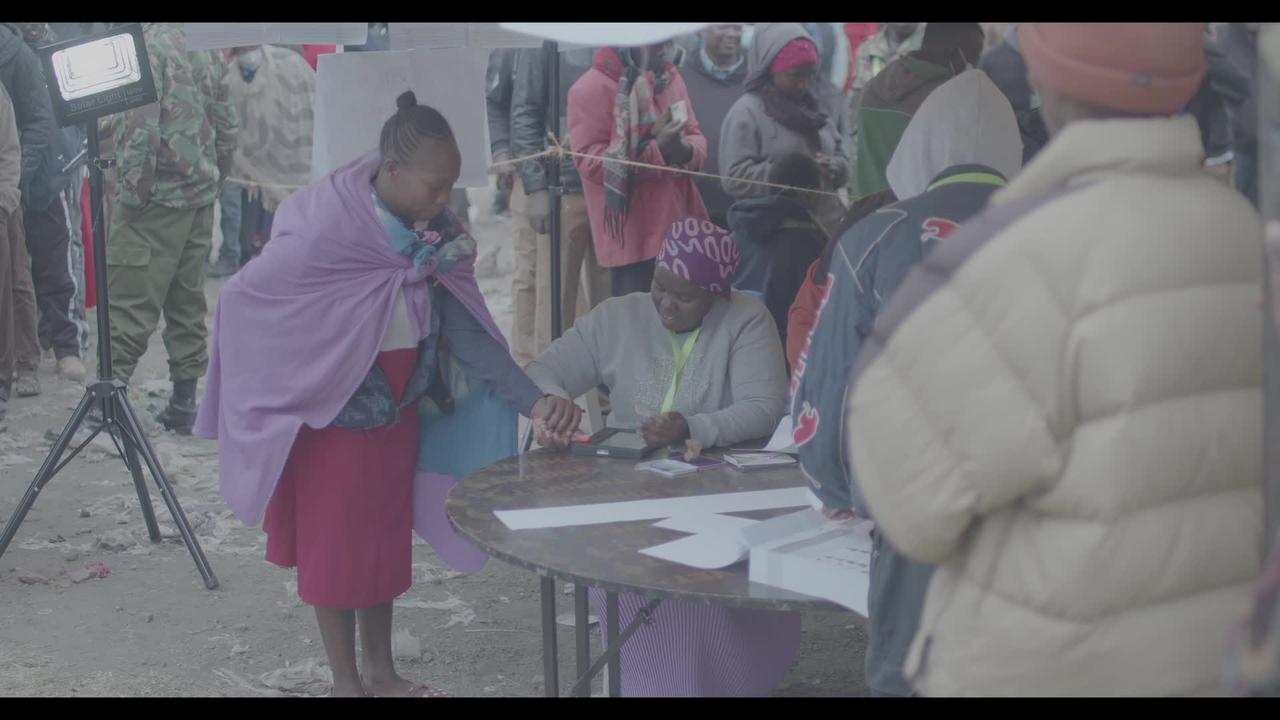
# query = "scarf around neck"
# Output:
<box><xmin>371</xmin><ymin>189</ymin><xmax>476</xmax><ymax>273</ymax></box>
<box><xmin>594</xmin><ymin>47</ymin><xmax>674</xmax><ymax>245</ymax></box>
<box><xmin>745</xmin><ymin>71</ymin><xmax>829</xmax><ymax>140</ymax></box>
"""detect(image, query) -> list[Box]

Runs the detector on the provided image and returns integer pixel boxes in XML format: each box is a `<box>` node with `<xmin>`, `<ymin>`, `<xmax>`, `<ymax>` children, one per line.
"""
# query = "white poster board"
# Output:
<box><xmin>182</xmin><ymin>23</ymin><xmax>369</xmax><ymax>51</ymax></box>
<box><xmin>310</xmin><ymin>48</ymin><xmax>490</xmax><ymax>188</ymax></box>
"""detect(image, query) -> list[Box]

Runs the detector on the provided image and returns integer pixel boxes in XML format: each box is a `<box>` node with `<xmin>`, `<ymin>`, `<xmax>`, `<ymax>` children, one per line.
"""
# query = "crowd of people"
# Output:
<box><xmin>0</xmin><ymin>21</ymin><xmax>1275</xmax><ymax>697</ymax></box>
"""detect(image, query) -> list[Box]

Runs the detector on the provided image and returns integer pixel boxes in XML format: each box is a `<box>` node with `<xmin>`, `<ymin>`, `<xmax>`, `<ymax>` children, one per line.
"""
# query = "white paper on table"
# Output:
<box><xmin>182</xmin><ymin>23</ymin><xmax>369</xmax><ymax>51</ymax></box>
<box><xmin>311</xmin><ymin>48</ymin><xmax>490</xmax><ymax>187</ymax></box>
<box><xmin>748</xmin><ymin>512</ymin><xmax>874</xmax><ymax>616</ymax></box>
<box><xmin>762</xmin><ymin>415</ymin><xmax>798</xmax><ymax>454</ymax></box>
<box><xmin>639</xmin><ymin>533</ymin><xmax>750</xmax><ymax>570</ymax></box>
<box><xmin>639</xmin><ymin>508</ymin><xmax>827</xmax><ymax>570</ymax></box>
<box><xmin>494</xmin><ymin>487</ymin><xmax>811</xmax><ymax>531</ymax></box>
<box><xmin>653</xmin><ymin>513</ymin><xmax>758</xmax><ymax>536</ymax></box>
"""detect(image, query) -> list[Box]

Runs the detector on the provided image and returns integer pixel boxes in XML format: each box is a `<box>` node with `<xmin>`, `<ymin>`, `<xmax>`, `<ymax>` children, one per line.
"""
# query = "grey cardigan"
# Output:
<box><xmin>525</xmin><ymin>291</ymin><xmax>788</xmax><ymax>448</ymax></box>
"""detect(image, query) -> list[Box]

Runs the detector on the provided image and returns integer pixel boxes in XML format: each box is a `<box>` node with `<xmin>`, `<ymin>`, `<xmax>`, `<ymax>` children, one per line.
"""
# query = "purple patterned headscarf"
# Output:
<box><xmin>655</xmin><ymin>217</ymin><xmax>740</xmax><ymax>298</ymax></box>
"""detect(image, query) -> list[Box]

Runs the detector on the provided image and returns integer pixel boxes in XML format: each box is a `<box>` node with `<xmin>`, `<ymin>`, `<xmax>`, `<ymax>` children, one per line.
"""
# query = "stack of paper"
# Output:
<box><xmin>748</xmin><ymin>510</ymin><xmax>873</xmax><ymax>616</ymax></box>
<box><xmin>725</xmin><ymin>453</ymin><xmax>797</xmax><ymax>471</ymax></box>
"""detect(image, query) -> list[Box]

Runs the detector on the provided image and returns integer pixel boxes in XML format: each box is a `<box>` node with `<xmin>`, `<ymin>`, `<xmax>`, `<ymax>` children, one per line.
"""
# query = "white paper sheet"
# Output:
<box><xmin>763</xmin><ymin>415</ymin><xmax>799</xmax><ymax>454</ymax></box>
<box><xmin>310</xmin><ymin>48</ymin><xmax>490</xmax><ymax>187</ymax></box>
<box><xmin>653</xmin><ymin>514</ymin><xmax>757</xmax><ymax>536</ymax></box>
<box><xmin>494</xmin><ymin>487</ymin><xmax>811</xmax><ymax>531</ymax></box>
<box><xmin>182</xmin><ymin>23</ymin><xmax>369</xmax><ymax>51</ymax></box>
<box><xmin>640</xmin><ymin>508</ymin><xmax>827</xmax><ymax>570</ymax></box>
<box><xmin>639</xmin><ymin>533</ymin><xmax>749</xmax><ymax>570</ymax></box>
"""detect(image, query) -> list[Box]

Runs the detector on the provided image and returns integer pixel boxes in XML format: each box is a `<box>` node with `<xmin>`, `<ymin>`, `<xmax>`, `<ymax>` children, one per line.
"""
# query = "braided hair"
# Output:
<box><xmin>379</xmin><ymin>90</ymin><xmax>457</xmax><ymax>164</ymax></box>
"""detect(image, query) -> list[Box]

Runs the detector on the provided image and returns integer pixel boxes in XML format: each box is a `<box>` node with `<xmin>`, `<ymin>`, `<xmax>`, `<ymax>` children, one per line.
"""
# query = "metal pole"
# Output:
<box><xmin>540</xmin><ymin>574</ymin><xmax>559</xmax><ymax>697</ymax></box>
<box><xmin>545</xmin><ymin>40</ymin><xmax>564</xmax><ymax>341</ymax></box>
<box><xmin>87</xmin><ymin>123</ymin><xmax>112</xmax><ymax>382</ymax></box>
<box><xmin>574</xmin><ymin>584</ymin><xmax>590</xmax><ymax>696</ymax></box>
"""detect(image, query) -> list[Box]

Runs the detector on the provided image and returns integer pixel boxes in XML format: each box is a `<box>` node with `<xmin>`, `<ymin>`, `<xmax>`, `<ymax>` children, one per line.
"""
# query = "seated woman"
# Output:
<box><xmin>195</xmin><ymin>91</ymin><xmax>580</xmax><ymax>698</ymax></box>
<box><xmin>727</xmin><ymin>152</ymin><xmax>829</xmax><ymax>364</ymax></box>
<box><xmin>525</xmin><ymin>217</ymin><xmax>799</xmax><ymax>697</ymax></box>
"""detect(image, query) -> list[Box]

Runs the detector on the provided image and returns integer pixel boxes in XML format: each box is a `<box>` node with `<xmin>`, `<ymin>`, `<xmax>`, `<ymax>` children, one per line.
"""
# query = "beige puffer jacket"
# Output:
<box><xmin>845</xmin><ymin>115</ymin><xmax>1264</xmax><ymax>696</ymax></box>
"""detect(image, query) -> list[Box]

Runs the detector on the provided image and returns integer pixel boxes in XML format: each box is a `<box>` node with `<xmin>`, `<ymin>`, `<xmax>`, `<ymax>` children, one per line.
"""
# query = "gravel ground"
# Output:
<box><xmin>0</xmin><ymin>187</ymin><xmax>867</xmax><ymax>697</ymax></box>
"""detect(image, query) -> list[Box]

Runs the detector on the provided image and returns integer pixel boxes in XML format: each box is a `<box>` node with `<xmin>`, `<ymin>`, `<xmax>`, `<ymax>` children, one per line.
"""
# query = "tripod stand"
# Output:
<box><xmin>0</xmin><ymin>124</ymin><xmax>218</xmax><ymax>590</ymax></box>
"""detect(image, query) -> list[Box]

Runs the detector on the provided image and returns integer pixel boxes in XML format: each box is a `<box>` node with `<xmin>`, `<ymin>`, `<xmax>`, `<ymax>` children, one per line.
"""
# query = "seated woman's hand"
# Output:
<box><xmin>531</xmin><ymin>395</ymin><xmax>583</xmax><ymax>436</ymax></box>
<box><xmin>639</xmin><ymin>412</ymin><xmax>691</xmax><ymax>449</ymax></box>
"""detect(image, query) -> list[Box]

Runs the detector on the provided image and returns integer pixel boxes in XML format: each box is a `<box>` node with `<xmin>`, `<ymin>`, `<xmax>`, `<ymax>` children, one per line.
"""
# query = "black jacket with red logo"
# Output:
<box><xmin>789</xmin><ymin>162</ymin><xmax>1006</xmax><ymax>696</ymax></box>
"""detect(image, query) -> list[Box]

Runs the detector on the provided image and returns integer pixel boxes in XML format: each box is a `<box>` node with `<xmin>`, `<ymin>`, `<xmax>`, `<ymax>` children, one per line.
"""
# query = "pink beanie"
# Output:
<box><xmin>1019</xmin><ymin>23</ymin><xmax>1206</xmax><ymax>115</ymax></box>
<box><xmin>770</xmin><ymin>38</ymin><xmax>820</xmax><ymax>76</ymax></box>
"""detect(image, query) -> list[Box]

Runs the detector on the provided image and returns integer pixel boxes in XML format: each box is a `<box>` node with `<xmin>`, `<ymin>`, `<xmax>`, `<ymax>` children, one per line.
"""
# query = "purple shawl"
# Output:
<box><xmin>194</xmin><ymin>150</ymin><xmax>506</xmax><ymax>527</ymax></box>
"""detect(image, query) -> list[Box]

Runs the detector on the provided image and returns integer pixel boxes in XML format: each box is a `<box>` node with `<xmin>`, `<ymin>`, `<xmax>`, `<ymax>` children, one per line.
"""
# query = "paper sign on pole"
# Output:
<box><xmin>182</xmin><ymin>23</ymin><xmax>369</xmax><ymax>51</ymax></box>
<box><xmin>310</xmin><ymin>47</ymin><xmax>490</xmax><ymax>187</ymax></box>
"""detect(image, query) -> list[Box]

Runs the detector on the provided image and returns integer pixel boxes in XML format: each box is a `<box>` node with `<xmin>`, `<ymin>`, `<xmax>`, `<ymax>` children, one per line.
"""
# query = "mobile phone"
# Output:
<box><xmin>670</xmin><ymin>101</ymin><xmax>688</xmax><ymax>126</ymax></box>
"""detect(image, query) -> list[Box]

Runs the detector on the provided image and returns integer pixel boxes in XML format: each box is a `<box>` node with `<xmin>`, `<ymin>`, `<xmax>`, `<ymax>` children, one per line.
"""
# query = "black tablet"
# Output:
<box><xmin>570</xmin><ymin>428</ymin><xmax>657</xmax><ymax>460</ymax></box>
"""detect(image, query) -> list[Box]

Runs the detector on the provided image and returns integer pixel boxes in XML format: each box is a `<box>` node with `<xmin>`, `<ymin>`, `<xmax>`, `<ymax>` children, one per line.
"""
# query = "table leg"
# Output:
<box><xmin>567</xmin><ymin>597</ymin><xmax>660</xmax><ymax>697</ymax></box>
<box><xmin>541</xmin><ymin>575</ymin><xmax>559</xmax><ymax>697</ymax></box>
<box><xmin>605</xmin><ymin>590</ymin><xmax>621</xmax><ymax>697</ymax></box>
<box><xmin>575</xmin><ymin>584</ymin><xmax>590</xmax><ymax>697</ymax></box>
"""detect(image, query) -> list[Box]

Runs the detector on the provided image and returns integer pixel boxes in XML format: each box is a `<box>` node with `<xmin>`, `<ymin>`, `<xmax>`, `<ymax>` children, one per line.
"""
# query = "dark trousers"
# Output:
<box><xmin>609</xmin><ymin>259</ymin><xmax>656</xmax><ymax>298</ymax></box>
<box><xmin>24</xmin><ymin>199</ymin><xmax>79</xmax><ymax>359</ymax></box>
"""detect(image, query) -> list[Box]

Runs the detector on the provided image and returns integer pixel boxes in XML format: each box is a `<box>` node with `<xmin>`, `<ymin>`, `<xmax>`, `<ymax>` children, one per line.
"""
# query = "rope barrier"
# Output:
<box><xmin>226</xmin><ymin>130</ymin><xmax>848</xmax><ymax>199</ymax></box>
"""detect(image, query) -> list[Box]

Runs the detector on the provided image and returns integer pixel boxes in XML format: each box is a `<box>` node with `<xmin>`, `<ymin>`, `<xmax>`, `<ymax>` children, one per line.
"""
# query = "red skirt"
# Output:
<box><xmin>264</xmin><ymin>348</ymin><xmax>420</xmax><ymax>609</ymax></box>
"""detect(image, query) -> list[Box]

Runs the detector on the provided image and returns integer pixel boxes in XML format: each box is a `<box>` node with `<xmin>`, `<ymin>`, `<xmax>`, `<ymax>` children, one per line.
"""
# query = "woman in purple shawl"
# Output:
<box><xmin>195</xmin><ymin>92</ymin><xmax>580</xmax><ymax>697</ymax></box>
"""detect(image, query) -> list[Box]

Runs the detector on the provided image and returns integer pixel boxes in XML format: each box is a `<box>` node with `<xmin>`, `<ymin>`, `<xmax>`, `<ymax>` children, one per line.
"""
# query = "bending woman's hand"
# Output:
<box><xmin>531</xmin><ymin>395</ymin><xmax>582</xmax><ymax>436</ymax></box>
<box><xmin>639</xmin><ymin>412</ymin><xmax>690</xmax><ymax>448</ymax></box>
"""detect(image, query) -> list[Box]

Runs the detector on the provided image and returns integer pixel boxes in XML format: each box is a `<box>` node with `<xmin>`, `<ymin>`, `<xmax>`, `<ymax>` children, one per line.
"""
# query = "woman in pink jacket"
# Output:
<box><xmin>568</xmin><ymin>43</ymin><xmax>710</xmax><ymax>297</ymax></box>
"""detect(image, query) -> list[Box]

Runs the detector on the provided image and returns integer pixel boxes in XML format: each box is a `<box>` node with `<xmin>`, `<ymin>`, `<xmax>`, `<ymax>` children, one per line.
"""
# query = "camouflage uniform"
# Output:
<box><xmin>103</xmin><ymin>23</ymin><xmax>238</xmax><ymax>384</ymax></box>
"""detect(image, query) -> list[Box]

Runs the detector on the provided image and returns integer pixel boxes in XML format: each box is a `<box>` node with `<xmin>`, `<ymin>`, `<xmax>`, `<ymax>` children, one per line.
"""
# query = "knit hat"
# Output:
<box><xmin>770</xmin><ymin>38</ymin><xmax>819</xmax><ymax>76</ymax></box>
<box><xmin>1019</xmin><ymin>23</ymin><xmax>1206</xmax><ymax>115</ymax></box>
<box><xmin>656</xmin><ymin>217</ymin><xmax>740</xmax><ymax>298</ymax></box>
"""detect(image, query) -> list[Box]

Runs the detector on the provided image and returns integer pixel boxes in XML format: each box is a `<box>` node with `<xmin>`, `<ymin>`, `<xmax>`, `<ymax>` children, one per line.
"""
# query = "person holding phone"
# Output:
<box><xmin>524</xmin><ymin>217</ymin><xmax>800</xmax><ymax>696</ymax></box>
<box><xmin>568</xmin><ymin>42</ymin><xmax>711</xmax><ymax>298</ymax></box>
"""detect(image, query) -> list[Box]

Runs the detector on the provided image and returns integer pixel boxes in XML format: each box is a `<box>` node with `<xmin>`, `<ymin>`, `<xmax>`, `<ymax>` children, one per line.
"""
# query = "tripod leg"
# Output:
<box><xmin>113</xmin><ymin>391</ymin><xmax>219</xmax><ymax>590</ymax></box>
<box><xmin>0</xmin><ymin>390</ymin><xmax>95</xmax><ymax>560</ymax></box>
<box><xmin>118</xmin><ymin>429</ymin><xmax>162</xmax><ymax>542</ymax></box>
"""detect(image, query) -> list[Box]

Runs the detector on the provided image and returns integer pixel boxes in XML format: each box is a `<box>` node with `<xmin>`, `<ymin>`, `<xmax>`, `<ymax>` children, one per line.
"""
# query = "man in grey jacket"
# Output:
<box><xmin>505</xmin><ymin>46</ymin><xmax>607</xmax><ymax>366</ymax></box>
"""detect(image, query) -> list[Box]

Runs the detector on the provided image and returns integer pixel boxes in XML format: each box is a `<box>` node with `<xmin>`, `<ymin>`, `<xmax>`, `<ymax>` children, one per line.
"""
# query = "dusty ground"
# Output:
<box><xmin>0</xmin><ymin>186</ymin><xmax>867</xmax><ymax>697</ymax></box>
